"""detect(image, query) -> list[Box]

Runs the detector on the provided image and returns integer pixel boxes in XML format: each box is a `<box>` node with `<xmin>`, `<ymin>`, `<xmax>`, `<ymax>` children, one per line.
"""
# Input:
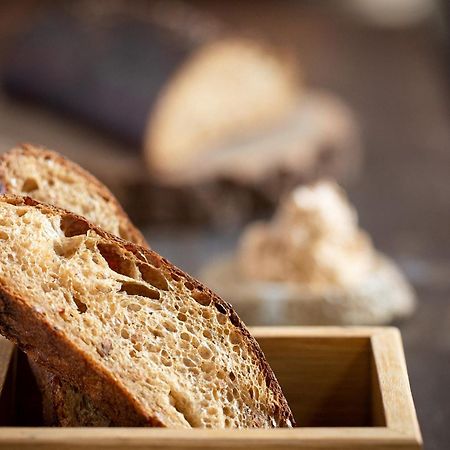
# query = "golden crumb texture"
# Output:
<box><xmin>0</xmin><ymin>195</ymin><xmax>294</xmax><ymax>428</ymax></box>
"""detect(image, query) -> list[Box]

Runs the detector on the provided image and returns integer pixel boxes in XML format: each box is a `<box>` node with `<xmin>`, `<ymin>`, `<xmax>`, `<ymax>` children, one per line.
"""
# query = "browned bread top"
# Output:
<box><xmin>0</xmin><ymin>195</ymin><xmax>294</xmax><ymax>428</ymax></box>
<box><xmin>0</xmin><ymin>144</ymin><xmax>146</xmax><ymax>246</ymax></box>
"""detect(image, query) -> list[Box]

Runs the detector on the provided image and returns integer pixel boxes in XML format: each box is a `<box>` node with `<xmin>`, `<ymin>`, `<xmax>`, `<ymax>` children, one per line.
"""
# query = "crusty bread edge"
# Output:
<box><xmin>0</xmin><ymin>194</ymin><xmax>295</xmax><ymax>427</ymax></box>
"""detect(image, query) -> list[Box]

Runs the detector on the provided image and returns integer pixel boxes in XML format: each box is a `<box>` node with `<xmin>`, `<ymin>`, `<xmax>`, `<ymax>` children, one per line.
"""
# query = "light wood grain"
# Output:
<box><xmin>0</xmin><ymin>327</ymin><xmax>422</xmax><ymax>449</ymax></box>
<box><xmin>370</xmin><ymin>329</ymin><xmax>422</xmax><ymax>444</ymax></box>
<box><xmin>252</xmin><ymin>328</ymin><xmax>372</xmax><ymax>426</ymax></box>
<box><xmin>0</xmin><ymin>427</ymin><xmax>417</xmax><ymax>450</ymax></box>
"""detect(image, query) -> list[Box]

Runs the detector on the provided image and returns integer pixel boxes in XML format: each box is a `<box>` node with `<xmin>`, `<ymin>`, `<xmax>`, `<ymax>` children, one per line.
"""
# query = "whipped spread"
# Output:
<box><xmin>238</xmin><ymin>181</ymin><xmax>375</xmax><ymax>289</ymax></box>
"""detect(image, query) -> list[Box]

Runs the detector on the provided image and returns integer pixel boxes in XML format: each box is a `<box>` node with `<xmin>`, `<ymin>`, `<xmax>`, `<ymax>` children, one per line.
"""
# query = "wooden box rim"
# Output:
<box><xmin>0</xmin><ymin>326</ymin><xmax>422</xmax><ymax>449</ymax></box>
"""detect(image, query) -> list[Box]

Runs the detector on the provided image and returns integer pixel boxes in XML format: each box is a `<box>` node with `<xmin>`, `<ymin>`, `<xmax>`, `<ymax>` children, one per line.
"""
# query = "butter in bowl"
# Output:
<box><xmin>201</xmin><ymin>180</ymin><xmax>416</xmax><ymax>326</ymax></box>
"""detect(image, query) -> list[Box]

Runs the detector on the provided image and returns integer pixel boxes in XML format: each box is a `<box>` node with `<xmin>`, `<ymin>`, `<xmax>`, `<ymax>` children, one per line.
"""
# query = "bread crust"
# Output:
<box><xmin>0</xmin><ymin>144</ymin><xmax>147</xmax><ymax>247</ymax></box>
<box><xmin>0</xmin><ymin>194</ymin><xmax>294</xmax><ymax>427</ymax></box>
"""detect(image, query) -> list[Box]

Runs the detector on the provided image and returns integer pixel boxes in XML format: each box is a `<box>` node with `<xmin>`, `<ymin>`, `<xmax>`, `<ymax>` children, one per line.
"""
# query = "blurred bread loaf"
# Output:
<box><xmin>145</xmin><ymin>37</ymin><xmax>298</xmax><ymax>180</ymax></box>
<box><xmin>2</xmin><ymin>2</ymin><xmax>360</xmax><ymax>226</ymax></box>
<box><xmin>2</xmin><ymin>2</ymin><xmax>298</xmax><ymax>172</ymax></box>
<box><xmin>0</xmin><ymin>195</ymin><xmax>294</xmax><ymax>427</ymax></box>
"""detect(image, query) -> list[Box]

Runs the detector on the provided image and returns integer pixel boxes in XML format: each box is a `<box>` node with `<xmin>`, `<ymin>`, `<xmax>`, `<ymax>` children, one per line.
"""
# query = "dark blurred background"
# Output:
<box><xmin>0</xmin><ymin>1</ymin><xmax>449</xmax><ymax>448</ymax></box>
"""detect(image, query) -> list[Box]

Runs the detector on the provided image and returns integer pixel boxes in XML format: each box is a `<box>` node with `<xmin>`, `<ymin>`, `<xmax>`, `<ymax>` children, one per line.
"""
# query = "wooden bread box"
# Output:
<box><xmin>0</xmin><ymin>327</ymin><xmax>422</xmax><ymax>449</ymax></box>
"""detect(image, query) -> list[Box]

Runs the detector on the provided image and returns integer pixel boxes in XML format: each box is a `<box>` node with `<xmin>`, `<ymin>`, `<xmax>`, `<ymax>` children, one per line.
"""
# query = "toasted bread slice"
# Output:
<box><xmin>0</xmin><ymin>195</ymin><xmax>294</xmax><ymax>428</ymax></box>
<box><xmin>0</xmin><ymin>144</ymin><xmax>146</xmax><ymax>246</ymax></box>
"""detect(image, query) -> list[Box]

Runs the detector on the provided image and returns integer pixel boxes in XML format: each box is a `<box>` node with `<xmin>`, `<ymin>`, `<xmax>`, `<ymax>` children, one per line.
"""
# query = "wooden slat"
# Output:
<box><xmin>371</xmin><ymin>329</ymin><xmax>422</xmax><ymax>448</ymax></box>
<box><xmin>0</xmin><ymin>427</ymin><xmax>413</xmax><ymax>450</ymax></box>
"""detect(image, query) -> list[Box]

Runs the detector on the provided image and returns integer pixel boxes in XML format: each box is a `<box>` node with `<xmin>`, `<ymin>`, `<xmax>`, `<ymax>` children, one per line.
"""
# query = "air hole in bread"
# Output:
<box><xmin>0</xmin><ymin>230</ymin><xmax>8</xmax><ymax>240</ymax></box>
<box><xmin>121</xmin><ymin>328</ymin><xmax>130</xmax><ymax>339</ymax></box>
<box><xmin>160</xmin><ymin>349</ymin><xmax>172</xmax><ymax>366</ymax></box>
<box><xmin>161</xmin><ymin>356</ymin><xmax>172</xmax><ymax>367</ymax></box>
<box><xmin>202</xmin><ymin>309</ymin><xmax>213</xmax><ymax>320</ymax></box>
<box><xmin>229</xmin><ymin>331</ymin><xmax>242</xmax><ymax>345</ymax></box>
<box><xmin>151</xmin><ymin>327</ymin><xmax>165</xmax><ymax>339</ymax></box>
<box><xmin>73</xmin><ymin>295</ymin><xmax>87</xmax><ymax>314</ymax></box>
<box><xmin>146</xmin><ymin>342</ymin><xmax>159</xmax><ymax>352</ymax></box>
<box><xmin>140</xmin><ymin>252</ymin><xmax>162</xmax><ymax>268</ymax></box>
<box><xmin>191</xmin><ymin>336</ymin><xmax>200</xmax><ymax>348</ymax></box>
<box><xmin>180</xmin><ymin>332</ymin><xmax>191</xmax><ymax>342</ymax></box>
<box><xmin>54</xmin><ymin>236</ymin><xmax>83</xmax><ymax>258</ymax></box>
<box><xmin>184</xmin><ymin>281</ymin><xmax>194</xmax><ymax>291</ymax></box>
<box><xmin>170</xmin><ymin>272</ymin><xmax>180</xmax><ymax>282</ymax></box>
<box><xmin>16</xmin><ymin>208</ymin><xmax>28</xmax><ymax>217</ymax></box>
<box><xmin>162</xmin><ymin>320</ymin><xmax>177</xmax><ymax>333</ymax></box>
<box><xmin>217</xmin><ymin>314</ymin><xmax>227</xmax><ymax>325</ymax></box>
<box><xmin>192</xmin><ymin>290</ymin><xmax>211</xmax><ymax>306</ymax></box>
<box><xmin>229</xmin><ymin>311</ymin><xmax>240</xmax><ymax>327</ymax></box>
<box><xmin>202</xmin><ymin>361</ymin><xmax>215</xmax><ymax>375</ymax></box>
<box><xmin>138</xmin><ymin>263</ymin><xmax>168</xmax><ymax>291</ymax></box>
<box><xmin>248</xmin><ymin>387</ymin><xmax>254</xmax><ymax>399</ymax></box>
<box><xmin>120</xmin><ymin>281</ymin><xmax>160</xmax><ymax>300</ymax></box>
<box><xmin>60</xmin><ymin>216</ymin><xmax>90</xmax><ymax>237</ymax></box>
<box><xmin>202</xmin><ymin>329</ymin><xmax>212</xmax><ymax>339</ymax></box>
<box><xmin>97</xmin><ymin>243</ymin><xmax>137</xmax><ymax>278</ymax></box>
<box><xmin>130</xmin><ymin>333</ymin><xmax>142</xmax><ymax>345</ymax></box>
<box><xmin>214</xmin><ymin>303</ymin><xmax>227</xmax><ymax>314</ymax></box>
<box><xmin>56</xmin><ymin>172</ymin><xmax>75</xmax><ymax>184</ymax></box>
<box><xmin>127</xmin><ymin>303</ymin><xmax>142</xmax><ymax>312</ymax></box>
<box><xmin>22</xmin><ymin>177</ymin><xmax>39</xmax><ymax>193</ymax></box>
<box><xmin>198</xmin><ymin>344</ymin><xmax>213</xmax><ymax>360</ymax></box>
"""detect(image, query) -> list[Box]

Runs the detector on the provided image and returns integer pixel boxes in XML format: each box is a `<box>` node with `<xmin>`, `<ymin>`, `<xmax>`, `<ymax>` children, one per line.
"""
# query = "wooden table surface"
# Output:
<box><xmin>0</xmin><ymin>2</ymin><xmax>449</xmax><ymax>449</ymax></box>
